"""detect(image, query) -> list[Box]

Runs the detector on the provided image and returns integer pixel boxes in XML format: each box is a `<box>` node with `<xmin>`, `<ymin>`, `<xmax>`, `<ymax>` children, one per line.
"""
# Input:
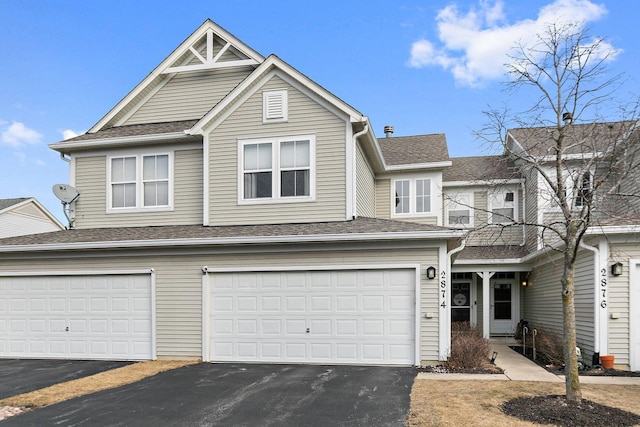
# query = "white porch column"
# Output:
<box><xmin>477</xmin><ymin>271</ymin><xmax>494</xmax><ymax>339</ymax></box>
<box><xmin>598</xmin><ymin>237</ymin><xmax>609</xmax><ymax>356</ymax></box>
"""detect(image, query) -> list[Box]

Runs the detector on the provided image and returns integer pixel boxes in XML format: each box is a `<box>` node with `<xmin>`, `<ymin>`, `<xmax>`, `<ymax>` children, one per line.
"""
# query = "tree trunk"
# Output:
<box><xmin>562</xmin><ymin>247</ymin><xmax>582</xmax><ymax>403</ymax></box>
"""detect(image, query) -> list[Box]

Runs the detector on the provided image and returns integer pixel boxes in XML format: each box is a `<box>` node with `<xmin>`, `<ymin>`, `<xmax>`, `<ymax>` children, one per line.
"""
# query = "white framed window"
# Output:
<box><xmin>488</xmin><ymin>188</ymin><xmax>516</xmax><ymax>224</ymax></box>
<box><xmin>392</xmin><ymin>178</ymin><xmax>433</xmax><ymax>216</ymax></box>
<box><xmin>239</xmin><ymin>135</ymin><xmax>315</xmax><ymax>204</ymax></box>
<box><xmin>263</xmin><ymin>89</ymin><xmax>288</xmax><ymax>123</ymax></box>
<box><xmin>446</xmin><ymin>193</ymin><xmax>473</xmax><ymax>226</ymax></box>
<box><xmin>108</xmin><ymin>153</ymin><xmax>172</xmax><ymax>212</ymax></box>
<box><xmin>574</xmin><ymin>171</ymin><xmax>592</xmax><ymax>208</ymax></box>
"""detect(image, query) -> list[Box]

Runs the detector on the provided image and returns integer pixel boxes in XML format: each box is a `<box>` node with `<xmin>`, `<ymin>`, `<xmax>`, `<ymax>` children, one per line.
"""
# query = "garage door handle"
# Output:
<box><xmin>306</xmin><ymin>328</ymin><xmax>310</xmax><ymax>334</ymax></box>
<box><xmin>65</xmin><ymin>327</ymin><xmax>69</xmax><ymax>332</ymax></box>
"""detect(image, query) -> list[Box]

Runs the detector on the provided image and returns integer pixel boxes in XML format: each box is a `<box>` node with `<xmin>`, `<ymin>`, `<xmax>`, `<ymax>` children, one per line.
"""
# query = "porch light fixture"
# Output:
<box><xmin>426</xmin><ymin>266</ymin><xmax>437</xmax><ymax>280</ymax></box>
<box><xmin>490</xmin><ymin>351</ymin><xmax>498</xmax><ymax>364</ymax></box>
<box><xmin>521</xmin><ymin>280</ymin><xmax>528</xmax><ymax>287</ymax></box>
<box><xmin>611</xmin><ymin>262</ymin><xmax>623</xmax><ymax>277</ymax></box>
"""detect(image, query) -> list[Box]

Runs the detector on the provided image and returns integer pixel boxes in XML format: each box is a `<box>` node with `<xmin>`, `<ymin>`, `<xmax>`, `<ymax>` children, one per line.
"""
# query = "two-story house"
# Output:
<box><xmin>0</xmin><ymin>19</ymin><xmax>638</xmax><ymax>370</ymax></box>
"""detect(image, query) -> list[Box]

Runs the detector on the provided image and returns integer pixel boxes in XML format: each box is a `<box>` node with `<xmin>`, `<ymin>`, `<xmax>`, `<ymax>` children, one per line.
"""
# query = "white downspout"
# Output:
<box><xmin>579</xmin><ymin>239</ymin><xmax>602</xmax><ymax>360</ymax></box>
<box><xmin>351</xmin><ymin>122</ymin><xmax>369</xmax><ymax>219</ymax></box>
<box><xmin>440</xmin><ymin>238</ymin><xmax>466</xmax><ymax>359</ymax></box>
<box><xmin>521</xmin><ymin>180</ymin><xmax>526</xmax><ymax>246</ymax></box>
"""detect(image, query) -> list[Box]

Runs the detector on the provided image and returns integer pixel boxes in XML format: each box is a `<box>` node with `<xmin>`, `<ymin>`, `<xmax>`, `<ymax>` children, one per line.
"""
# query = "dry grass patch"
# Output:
<box><xmin>0</xmin><ymin>360</ymin><xmax>198</xmax><ymax>409</ymax></box>
<box><xmin>409</xmin><ymin>380</ymin><xmax>640</xmax><ymax>427</ymax></box>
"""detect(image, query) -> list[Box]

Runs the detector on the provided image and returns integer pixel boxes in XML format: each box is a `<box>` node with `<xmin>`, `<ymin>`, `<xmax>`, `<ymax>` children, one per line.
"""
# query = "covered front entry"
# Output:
<box><xmin>0</xmin><ymin>271</ymin><xmax>155</xmax><ymax>360</ymax></box>
<box><xmin>203</xmin><ymin>267</ymin><xmax>417</xmax><ymax>365</ymax></box>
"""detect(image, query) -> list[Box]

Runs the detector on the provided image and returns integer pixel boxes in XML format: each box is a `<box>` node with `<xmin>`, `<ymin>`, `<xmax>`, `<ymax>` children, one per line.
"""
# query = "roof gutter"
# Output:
<box><xmin>385</xmin><ymin>161</ymin><xmax>452</xmax><ymax>171</ymax></box>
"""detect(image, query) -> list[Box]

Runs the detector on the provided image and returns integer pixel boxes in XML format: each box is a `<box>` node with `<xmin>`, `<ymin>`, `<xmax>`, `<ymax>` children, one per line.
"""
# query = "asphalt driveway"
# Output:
<box><xmin>0</xmin><ymin>359</ymin><xmax>132</xmax><ymax>399</ymax></box>
<box><xmin>5</xmin><ymin>363</ymin><xmax>416</xmax><ymax>426</ymax></box>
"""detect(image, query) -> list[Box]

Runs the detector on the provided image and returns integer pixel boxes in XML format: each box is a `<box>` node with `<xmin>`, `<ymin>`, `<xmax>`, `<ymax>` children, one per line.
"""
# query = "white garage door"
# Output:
<box><xmin>204</xmin><ymin>268</ymin><xmax>416</xmax><ymax>365</ymax></box>
<box><xmin>631</xmin><ymin>262</ymin><xmax>640</xmax><ymax>371</ymax></box>
<box><xmin>0</xmin><ymin>273</ymin><xmax>153</xmax><ymax>360</ymax></box>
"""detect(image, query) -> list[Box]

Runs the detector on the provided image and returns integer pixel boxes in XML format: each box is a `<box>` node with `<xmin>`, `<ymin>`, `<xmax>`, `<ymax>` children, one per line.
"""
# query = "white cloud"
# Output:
<box><xmin>62</xmin><ymin>129</ymin><xmax>80</xmax><ymax>140</ymax></box>
<box><xmin>408</xmin><ymin>0</ymin><xmax>610</xmax><ymax>87</ymax></box>
<box><xmin>1</xmin><ymin>122</ymin><xmax>42</xmax><ymax>147</ymax></box>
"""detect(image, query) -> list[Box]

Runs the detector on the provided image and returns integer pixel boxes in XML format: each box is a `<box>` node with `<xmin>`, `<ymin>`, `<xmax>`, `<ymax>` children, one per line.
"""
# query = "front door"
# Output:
<box><xmin>451</xmin><ymin>282</ymin><xmax>471</xmax><ymax>323</ymax></box>
<box><xmin>490</xmin><ymin>280</ymin><xmax>517</xmax><ymax>335</ymax></box>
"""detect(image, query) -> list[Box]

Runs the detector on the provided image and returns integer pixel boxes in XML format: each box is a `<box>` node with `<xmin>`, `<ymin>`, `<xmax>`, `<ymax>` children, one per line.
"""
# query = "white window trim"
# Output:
<box><xmin>391</xmin><ymin>177</ymin><xmax>434</xmax><ymax>217</ymax></box>
<box><xmin>237</xmin><ymin>134</ymin><xmax>316</xmax><ymax>205</ymax></box>
<box><xmin>445</xmin><ymin>191</ymin><xmax>474</xmax><ymax>227</ymax></box>
<box><xmin>262</xmin><ymin>89</ymin><xmax>288</xmax><ymax>123</ymax></box>
<box><xmin>106</xmin><ymin>151</ymin><xmax>174</xmax><ymax>213</ymax></box>
<box><xmin>539</xmin><ymin>166</ymin><xmax>595</xmax><ymax>212</ymax></box>
<box><xmin>488</xmin><ymin>188</ymin><xmax>517</xmax><ymax>225</ymax></box>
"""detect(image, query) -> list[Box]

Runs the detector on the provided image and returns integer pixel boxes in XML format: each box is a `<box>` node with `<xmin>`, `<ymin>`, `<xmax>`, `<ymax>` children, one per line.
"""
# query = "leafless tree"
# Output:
<box><xmin>478</xmin><ymin>21</ymin><xmax>640</xmax><ymax>403</ymax></box>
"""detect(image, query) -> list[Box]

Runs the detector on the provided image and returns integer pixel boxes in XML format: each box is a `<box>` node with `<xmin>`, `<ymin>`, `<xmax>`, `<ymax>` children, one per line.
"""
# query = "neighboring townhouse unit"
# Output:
<box><xmin>0</xmin><ymin>198</ymin><xmax>63</xmax><ymax>238</ymax></box>
<box><xmin>0</xmin><ymin>20</ymin><xmax>638</xmax><ymax>371</ymax></box>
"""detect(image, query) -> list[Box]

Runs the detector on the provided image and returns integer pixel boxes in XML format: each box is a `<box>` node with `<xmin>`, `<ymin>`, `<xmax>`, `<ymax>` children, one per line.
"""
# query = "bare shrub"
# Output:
<box><xmin>532</xmin><ymin>328</ymin><xmax>564</xmax><ymax>366</ymax></box>
<box><xmin>447</xmin><ymin>322</ymin><xmax>491</xmax><ymax>369</ymax></box>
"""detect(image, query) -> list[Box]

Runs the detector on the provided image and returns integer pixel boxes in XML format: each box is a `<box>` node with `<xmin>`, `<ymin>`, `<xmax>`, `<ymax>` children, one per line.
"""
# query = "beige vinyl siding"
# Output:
<box><xmin>125</xmin><ymin>67</ymin><xmax>254</xmax><ymax>125</ymax></box>
<box><xmin>0</xmin><ymin>212</ymin><xmax>61</xmax><ymax>238</ymax></box>
<box><xmin>74</xmin><ymin>149</ymin><xmax>203</xmax><ymax>229</ymax></box>
<box><xmin>524</xmin><ymin>168</ymin><xmax>539</xmax><ymax>251</ymax></box>
<box><xmin>355</xmin><ymin>143</ymin><xmax>375</xmax><ymax>218</ymax></box>
<box><xmin>375</xmin><ymin>179</ymin><xmax>391</xmax><ymax>219</ymax></box>
<box><xmin>208</xmin><ymin>76</ymin><xmax>347</xmax><ymax>225</ymax></box>
<box><xmin>607</xmin><ymin>240</ymin><xmax>640</xmax><ymax>367</ymax></box>
<box><xmin>464</xmin><ymin>189</ymin><xmax>525</xmax><ymax>246</ymax></box>
<box><xmin>0</xmin><ymin>244</ymin><xmax>441</xmax><ymax>361</ymax></box>
<box><xmin>524</xmin><ymin>249</ymin><xmax>595</xmax><ymax>359</ymax></box>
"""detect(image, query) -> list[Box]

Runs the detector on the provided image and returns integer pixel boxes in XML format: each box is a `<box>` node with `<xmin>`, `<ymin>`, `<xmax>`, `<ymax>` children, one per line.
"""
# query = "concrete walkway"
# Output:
<box><xmin>417</xmin><ymin>343</ymin><xmax>640</xmax><ymax>385</ymax></box>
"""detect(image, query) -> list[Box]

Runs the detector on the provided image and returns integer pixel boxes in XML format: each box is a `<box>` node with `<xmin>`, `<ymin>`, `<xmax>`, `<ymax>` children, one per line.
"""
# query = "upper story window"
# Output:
<box><xmin>446</xmin><ymin>193</ymin><xmax>473</xmax><ymax>226</ymax></box>
<box><xmin>488</xmin><ymin>188</ymin><xmax>516</xmax><ymax>224</ymax></box>
<box><xmin>574</xmin><ymin>171</ymin><xmax>592</xmax><ymax>208</ymax></box>
<box><xmin>393</xmin><ymin>178</ymin><xmax>432</xmax><ymax>216</ymax></box>
<box><xmin>239</xmin><ymin>135</ymin><xmax>315</xmax><ymax>204</ymax></box>
<box><xmin>263</xmin><ymin>89</ymin><xmax>288</xmax><ymax>123</ymax></box>
<box><xmin>108</xmin><ymin>153</ymin><xmax>171</xmax><ymax>212</ymax></box>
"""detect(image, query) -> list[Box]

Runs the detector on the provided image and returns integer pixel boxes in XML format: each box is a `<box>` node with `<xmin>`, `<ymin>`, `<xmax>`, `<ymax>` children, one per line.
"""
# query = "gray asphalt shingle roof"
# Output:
<box><xmin>455</xmin><ymin>245</ymin><xmax>530</xmax><ymax>260</ymax></box>
<box><xmin>508</xmin><ymin>121</ymin><xmax>635</xmax><ymax>157</ymax></box>
<box><xmin>378</xmin><ymin>134</ymin><xmax>450</xmax><ymax>166</ymax></box>
<box><xmin>54</xmin><ymin>120</ymin><xmax>200</xmax><ymax>143</ymax></box>
<box><xmin>0</xmin><ymin>217</ymin><xmax>458</xmax><ymax>248</ymax></box>
<box><xmin>0</xmin><ymin>198</ymin><xmax>29</xmax><ymax>211</ymax></box>
<box><xmin>443</xmin><ymin>156</ymin><xmax>518</xmax><ymax>182</ymax></box>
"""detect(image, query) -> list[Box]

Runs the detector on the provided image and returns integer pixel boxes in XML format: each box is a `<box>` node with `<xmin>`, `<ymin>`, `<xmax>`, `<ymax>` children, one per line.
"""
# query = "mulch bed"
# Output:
<box><xmin>502</xmin><ymin>394</ymin><xmax>640</xmax><ymax>427</ymax></box>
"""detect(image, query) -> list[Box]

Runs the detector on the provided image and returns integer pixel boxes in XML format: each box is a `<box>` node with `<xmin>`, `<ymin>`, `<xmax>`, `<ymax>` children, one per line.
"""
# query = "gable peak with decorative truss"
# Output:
<box><xmin>162</xmin><ymin>22</ymin><xmax>264</xmax><ymax>74</ymax></box>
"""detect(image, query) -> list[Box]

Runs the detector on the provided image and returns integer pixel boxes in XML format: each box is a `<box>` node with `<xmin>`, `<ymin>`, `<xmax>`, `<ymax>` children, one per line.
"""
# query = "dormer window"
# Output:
<box><xmin>263</xmin><ymin>89</ymin><xmax>288</xmax><ymax>123</ymax></box>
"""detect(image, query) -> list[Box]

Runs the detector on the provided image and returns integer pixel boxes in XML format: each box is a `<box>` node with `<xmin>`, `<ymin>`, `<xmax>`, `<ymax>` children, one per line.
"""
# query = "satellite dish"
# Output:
<box><xmin>53</xmin><ymin>184</ymin><xmax>80</xmax><ymax>204</ymax></box>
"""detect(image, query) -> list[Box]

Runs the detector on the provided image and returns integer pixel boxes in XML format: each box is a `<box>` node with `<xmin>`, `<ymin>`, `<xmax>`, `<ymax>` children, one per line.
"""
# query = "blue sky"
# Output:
<box><xmin>1</xmin><ymin>0</ymin><xmax>639</xmax><ymax>222</ymax></box>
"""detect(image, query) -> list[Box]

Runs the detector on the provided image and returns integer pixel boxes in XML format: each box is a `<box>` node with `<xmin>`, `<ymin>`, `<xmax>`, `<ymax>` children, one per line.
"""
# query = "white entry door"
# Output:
<box><xmin>631</xmin><ymin>262</ymin><xmax>640</xmax><ymax>371</ymax></box>
<box><xmin>204</xmin><ymin>268</ymin><xmax>415</xmax><ymax>365</ymax></box>
<box><xmin>0</xmin><ymin>273</ymin><xmax>153</xmax><ymax>360</ymax></box>
<box><xmin>490</xmin><ymin>280</ymin><xmax>518</xmax><ymax>336</ymax></box>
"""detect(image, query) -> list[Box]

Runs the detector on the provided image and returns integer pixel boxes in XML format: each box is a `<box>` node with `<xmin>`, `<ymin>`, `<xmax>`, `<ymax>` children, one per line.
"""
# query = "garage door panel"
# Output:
<box><xmin>0</xmin><ymin>274</ymin><xmax>152</xmax><ymax>360</ymax></box>
<box><xmin>208</xmin><ymin>269</ymin><xmax>415</xmax><ymax>365</ymax></box>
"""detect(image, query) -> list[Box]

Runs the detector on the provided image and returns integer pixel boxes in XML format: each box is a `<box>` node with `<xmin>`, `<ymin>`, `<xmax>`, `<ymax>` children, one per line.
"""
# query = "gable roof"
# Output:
<box><xmin>443</xmin><ymin>155</ymin><xmax>518</xmax><ymax>183</ymax></box>
<box><xmin>377</xmin><ymin>134</ymin><xmax>450</xmax><ymax>167</ymax></box>
<box><xmin>0</xmin><ymin>217</ymin><xmax>463</xmax><ymax>252</ymax></box>
<box><xmin>88</xmin><ymin>19</ymin><xmax>265</xmax><ymax>133</ymax></box>
<box><xmin>0</xmin><ymin>197</ymin><xmax>64</xmax><ymax>231</ymax></box>
<box><xmin>507</xmin><ymin>121</ymin><xmax>635</xmax><ymax>158</ymax></box>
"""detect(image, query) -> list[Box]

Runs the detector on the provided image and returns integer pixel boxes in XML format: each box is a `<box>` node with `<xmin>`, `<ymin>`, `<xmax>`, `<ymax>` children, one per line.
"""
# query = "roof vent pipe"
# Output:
<box><xmin>562</xmin><ymin>112</ymin><xmax>573</xmax><ymax>124</ymax></box>
<box><xmin>384</xmin><ymin>125</ymin><xmax>394</xmax><ymax>138</ymax></box>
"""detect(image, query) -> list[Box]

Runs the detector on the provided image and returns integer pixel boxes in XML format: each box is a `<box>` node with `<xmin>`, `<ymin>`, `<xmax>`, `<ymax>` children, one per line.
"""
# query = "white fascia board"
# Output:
<box><xmin>189</xmin><ymin>55</ymin><xmax>364</xmax><ymax>135</ymax></box>
<box><xmin>537</xmin><ymin>153</ymin><xmax>599</xmax><ymax>162</ymax></box>
<box><xmin>384</xmin><ymin>161</ymin><xmax>453</xmax><ymax>172</ymax></box>
<box><xmin>0</xmin><ymin>230</ymin><xmax>464</xmax><ymax>253</ymax></box>
<box><xmin>442</xmin><ymin>178</ymin><xmax>523</xmax><ymax>187</ymax></box>
<box><xmin>586</xmin><ymin>225</ymin><xmax>640</xmax><ymax>235</ymax></box>
<box><xmin>0</xmin><ymin>198</ymin><xmax>31</xmax><ymax>215</ymax></box>
<box><xmin>49</xmin><ymin>132</ymin><xmax>194</xmax><ymax>152</ymax></box>
<box><xmin>454</xmin><ymin>258</ymin><xmax>524</xmax><ymax>265</ymax></box>
<box><xmin>89</xmin><ymin>20</ymin><xmax>265</xmax><ymax>133</ymax></box>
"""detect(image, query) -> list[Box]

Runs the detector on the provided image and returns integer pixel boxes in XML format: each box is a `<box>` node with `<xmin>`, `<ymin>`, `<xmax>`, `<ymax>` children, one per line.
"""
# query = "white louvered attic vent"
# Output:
<box><xmin>263</xmin><ymin>89</ymin><xmax>288</xmax><ymax>123</ymax></box>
